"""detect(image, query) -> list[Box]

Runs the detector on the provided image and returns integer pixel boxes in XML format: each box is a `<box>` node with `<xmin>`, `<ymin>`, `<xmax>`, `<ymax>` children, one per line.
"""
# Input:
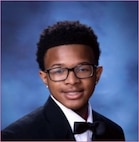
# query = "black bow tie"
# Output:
<box><xmin>74</xmin><ymin>121</ymin><xmax>106</xmax><ymax>136</ymax></box>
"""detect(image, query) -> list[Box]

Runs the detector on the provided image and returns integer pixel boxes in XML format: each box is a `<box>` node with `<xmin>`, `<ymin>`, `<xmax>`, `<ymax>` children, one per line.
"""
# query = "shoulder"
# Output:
<box><xmin>93</xmin><ymin>110</ymin><xmax>125</xmax><ymax>140</ymax></box>
<box><xmin>4</xmin><ymin>106</ymin><xmax>44</xmax><ymax>126</ymax></box>
<box><xmin>1</xmin><ymin>106</ymin><xmax>48</xmax><ymax>140</ymax></box>
<box><xmin>93</xmin><ymin>110</ymin><xmax>121</xmax><ymax>128</ymax></box>
<box><xmin>1</xmin><ymin>97</ymin><xmax>71</xmax><ymax>141</ymax></box>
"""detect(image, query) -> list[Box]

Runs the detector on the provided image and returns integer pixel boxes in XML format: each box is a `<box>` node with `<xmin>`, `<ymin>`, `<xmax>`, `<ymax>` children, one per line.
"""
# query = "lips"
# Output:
<box><xmin>62</xmin><ymin>89</ymin><xmax>84</xmax><ymax>100</ymax></box>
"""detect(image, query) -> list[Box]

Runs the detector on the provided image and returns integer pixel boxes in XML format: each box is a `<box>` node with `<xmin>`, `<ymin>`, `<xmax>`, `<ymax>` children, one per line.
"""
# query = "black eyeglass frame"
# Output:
<box><xmin>45</xmin><ymin>64</ymin><xmax>97</xmax><ymax>82</ymax></box>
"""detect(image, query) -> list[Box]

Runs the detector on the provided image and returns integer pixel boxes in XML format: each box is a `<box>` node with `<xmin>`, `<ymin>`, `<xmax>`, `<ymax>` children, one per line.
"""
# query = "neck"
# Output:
<box><xmin>74</xmin><ymin>104</ymin><xmax>88</xmax><ymax>121</ymax></box>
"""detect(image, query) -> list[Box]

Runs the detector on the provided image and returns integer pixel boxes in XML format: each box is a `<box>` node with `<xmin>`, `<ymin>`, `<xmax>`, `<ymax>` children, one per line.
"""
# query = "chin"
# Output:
<box><xmin>65</xmin><ymin>102</ymin><xmax>87</xmax><ymax>111</ymax></box>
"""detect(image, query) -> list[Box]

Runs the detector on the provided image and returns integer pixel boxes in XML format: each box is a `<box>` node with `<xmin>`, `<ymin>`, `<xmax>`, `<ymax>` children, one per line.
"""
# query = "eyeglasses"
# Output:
<box><xmin>45</xmin><ymin>64</ymin><xmax>97</xmax><ymax>82</ymax></box>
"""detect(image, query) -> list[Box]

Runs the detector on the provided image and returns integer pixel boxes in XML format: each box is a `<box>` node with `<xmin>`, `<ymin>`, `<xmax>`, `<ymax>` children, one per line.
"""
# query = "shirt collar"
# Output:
<box><xmin>51</xmin><ymin>95</ymin><xmax>93</xmax><ymax>132</ymax></box>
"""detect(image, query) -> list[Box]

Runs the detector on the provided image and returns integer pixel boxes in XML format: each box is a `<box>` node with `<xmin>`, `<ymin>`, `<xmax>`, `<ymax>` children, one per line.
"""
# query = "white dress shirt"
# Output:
<box><xmin>51</xmin><ymin>95</ymin><xmax>93</xmax><ymax>141</ymax></box>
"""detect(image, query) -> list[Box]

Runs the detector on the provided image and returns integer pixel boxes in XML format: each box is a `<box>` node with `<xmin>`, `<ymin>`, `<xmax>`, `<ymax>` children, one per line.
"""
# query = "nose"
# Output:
<box><xmin>64</xmin><ymin>70</ymin><xmax>80</xmax><ymax>85</ymax></box>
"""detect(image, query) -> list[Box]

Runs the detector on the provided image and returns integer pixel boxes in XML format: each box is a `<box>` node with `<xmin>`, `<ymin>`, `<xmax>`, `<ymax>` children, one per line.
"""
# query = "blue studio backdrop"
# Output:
<box><xmin>1</xmin><ymin>1</ymin><xmax>138</xmax><ymax>141</ymax></box>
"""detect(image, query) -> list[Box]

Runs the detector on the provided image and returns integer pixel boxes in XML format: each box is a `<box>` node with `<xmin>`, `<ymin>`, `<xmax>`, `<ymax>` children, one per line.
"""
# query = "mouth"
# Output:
<box><xmin>62</xmin><ymin>90</ymin><xmax>84</xmax><ymax>100</ymax></box>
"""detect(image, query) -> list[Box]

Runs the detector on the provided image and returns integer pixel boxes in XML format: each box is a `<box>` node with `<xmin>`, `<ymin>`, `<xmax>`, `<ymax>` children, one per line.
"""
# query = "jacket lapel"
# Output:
<box><xmin>43</xmin><ymin>96</ymin><xmax>75</xmax><ymax>140</ymax></box>
<box><xmin>92</xmin><ymin>110</ymin><xmax>110</xmax><ymax>140</ymax></box>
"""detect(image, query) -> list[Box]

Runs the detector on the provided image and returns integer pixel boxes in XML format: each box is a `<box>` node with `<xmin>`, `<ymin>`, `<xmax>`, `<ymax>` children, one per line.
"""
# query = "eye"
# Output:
<box><xmin>50</xmin><ymin>68</ymin><xmax>66</xmax><ymax>75</ymax></box>
<box><xmin>77</xmin><ymin>66</ymin><xmax>90</xmax><ymax>72</ymax></box>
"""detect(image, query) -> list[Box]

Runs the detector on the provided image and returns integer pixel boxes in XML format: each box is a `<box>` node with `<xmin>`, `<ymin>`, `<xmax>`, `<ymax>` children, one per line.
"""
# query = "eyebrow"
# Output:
<box><xmin>51</xmin><ymin>64</ymin><xmax>63</xmax><ymax>67</ymax></box>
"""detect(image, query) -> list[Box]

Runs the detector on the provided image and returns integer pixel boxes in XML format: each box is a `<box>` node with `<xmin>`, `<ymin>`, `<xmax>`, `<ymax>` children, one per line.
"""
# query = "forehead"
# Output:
<box><xmin>44</xmin><ymin>44</ymin><xmax>95</xmax><ymax>68</ymax></box>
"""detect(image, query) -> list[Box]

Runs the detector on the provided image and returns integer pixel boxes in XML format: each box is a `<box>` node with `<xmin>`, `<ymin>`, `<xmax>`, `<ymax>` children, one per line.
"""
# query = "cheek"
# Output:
<box><xmin>83</xmin><ymin>78</ymin><xmax>96</xmax><ymax>94</ymax></box>
<box><xmin>47</xmin><ymin>81</ymin><xmax>61</xmax><ymax>96</ymax></box>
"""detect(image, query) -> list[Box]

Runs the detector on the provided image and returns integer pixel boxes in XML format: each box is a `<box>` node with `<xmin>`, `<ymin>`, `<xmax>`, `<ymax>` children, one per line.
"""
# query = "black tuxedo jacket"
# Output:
<box><xmin>2</xmin><ymin>97</ymin><xmax>125</xmax><ymax>141</ymax></box>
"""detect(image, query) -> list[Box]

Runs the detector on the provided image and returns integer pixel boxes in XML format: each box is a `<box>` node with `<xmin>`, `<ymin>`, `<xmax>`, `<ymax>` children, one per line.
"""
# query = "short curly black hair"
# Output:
<box><xmin>36</xmin><ymin>21</ymin><xmax>101</xmax><ymax>71</ymax></box>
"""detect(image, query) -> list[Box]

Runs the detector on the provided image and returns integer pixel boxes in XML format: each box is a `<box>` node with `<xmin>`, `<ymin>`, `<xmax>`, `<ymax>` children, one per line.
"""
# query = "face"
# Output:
<box><xmin>39</xmin><ymin>44</ymin><xmax>103</xmax><ymax>116</ymax></box>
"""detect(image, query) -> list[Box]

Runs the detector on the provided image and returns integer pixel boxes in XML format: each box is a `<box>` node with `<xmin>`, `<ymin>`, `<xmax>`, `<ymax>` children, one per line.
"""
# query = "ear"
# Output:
<box><xmin>39</xmin><ymin>71</ymin><xmax>48</xmax><ymax>85</ymax></box>
<box><xmin>95</xmin><ymin>66</ymin><xmax>103</xmax><ymax>84</ymax></box>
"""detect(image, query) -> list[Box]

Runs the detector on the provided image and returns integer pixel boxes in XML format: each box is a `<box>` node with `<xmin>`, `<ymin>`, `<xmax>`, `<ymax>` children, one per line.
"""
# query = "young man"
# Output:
<box><xmin>2</xmin><ymin>21</ymin><xmax>125</xmax><ymax>141</ymax></box>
